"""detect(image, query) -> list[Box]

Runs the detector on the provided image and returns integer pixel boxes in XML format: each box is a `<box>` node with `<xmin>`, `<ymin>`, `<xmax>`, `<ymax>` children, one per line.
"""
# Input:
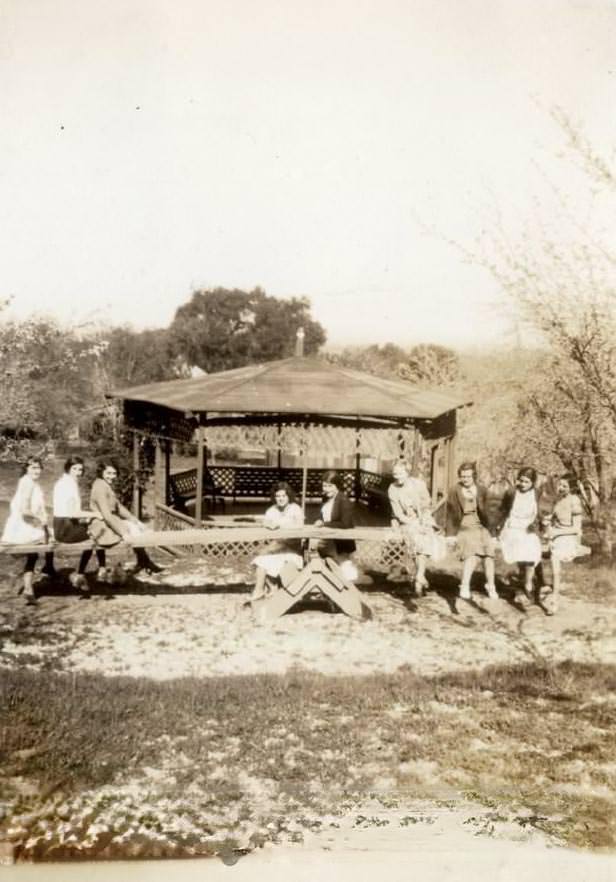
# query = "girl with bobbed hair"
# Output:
<box><xmin>541</xmin><ymin>473</ymin><xmax>589</xmax><ymax>615</ymax></box>
<box><xmin>1</xmin><ymin>457</ymin><xmax>56</xmax><ymax>604</ymax></box>
<box><xmin>387</xmin><ymin>460</ymin><xmax>442</xmax><ymax>595</ymax></box>
<box><xmin>52</xmin><ymin>455</ymin><xmax>106</xmax><ymax>589</ymax></box>
<box><xmin>445</xmin><ymin>461</ymin><xmax>499</xmax><ymax>602</ymax></box>
<box><xmin>499</xmin><ymin>466</ymin><xmax>542</xmax><ymax>604</ymax></box>
<box><xmin>89</xmin><ymin>460</ymin><xmax>162</xmax><ymax>576</ymax></box>
<box><xmin>313</xmin><ymin>470</ymin><xmax>358</xmax><ymax>582</ymax></box>
<box><xmin>250</xmin><ymin>481</ymin><xmax>304</xmax><ymax>603</ymax></box>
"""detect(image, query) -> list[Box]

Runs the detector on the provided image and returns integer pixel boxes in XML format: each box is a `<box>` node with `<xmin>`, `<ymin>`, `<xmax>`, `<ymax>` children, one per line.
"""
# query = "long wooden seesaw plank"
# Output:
<box><xmin>0</xmin><ymin>525</ymin><xmax>403</xmax><ymax>555</ymax></box>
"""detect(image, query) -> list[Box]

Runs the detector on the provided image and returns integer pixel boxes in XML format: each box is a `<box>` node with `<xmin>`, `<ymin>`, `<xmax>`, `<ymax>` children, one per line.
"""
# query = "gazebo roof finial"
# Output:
<box><xmin>295</xmin><ymin>327</ymin><xmax>305</xmax><ymax>358</ymax></box>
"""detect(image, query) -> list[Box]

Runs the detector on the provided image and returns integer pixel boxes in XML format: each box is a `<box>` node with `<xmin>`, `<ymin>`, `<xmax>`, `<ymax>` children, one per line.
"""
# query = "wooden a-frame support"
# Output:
<box><xmin>257</xmin><ymin>556</ymin><xmax>371</xmax><ymax>621</ymax></box>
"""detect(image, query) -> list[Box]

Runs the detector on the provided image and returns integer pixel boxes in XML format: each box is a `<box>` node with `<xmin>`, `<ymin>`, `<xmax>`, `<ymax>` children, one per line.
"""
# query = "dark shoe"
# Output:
<box><xmin>25</xmin><ymin>593</ymin><xmax>38</xmax><ymax>606</ymax></box>
<box><xmin>135</xmin><ymin>556</ymin><xmax>163</xmax><ymax>575</ymax></box>
<box><xmin>134</xmin><ymin>564</ymin><xmax>163</xmax><ymax>578</ymax></box>
<box><xmin>145</xmin><ymin>561</ymin><xmax>163</xmax><ymax>575</ymax></box>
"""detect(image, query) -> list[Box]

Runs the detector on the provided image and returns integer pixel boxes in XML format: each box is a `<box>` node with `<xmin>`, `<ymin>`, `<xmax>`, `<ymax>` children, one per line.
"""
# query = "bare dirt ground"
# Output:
<box><xmin>1</xmin><ymin>554</ymin><xmax>614</xmax><ymax>681</ymax></box>
<box><xmin>1</xmin><ymin>551</ymin><xmax>615</xmax><ymax>872</ymax></box>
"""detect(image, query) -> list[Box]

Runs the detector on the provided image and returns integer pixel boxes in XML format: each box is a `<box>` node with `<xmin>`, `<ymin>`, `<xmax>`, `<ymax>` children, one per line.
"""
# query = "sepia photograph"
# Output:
<box><xmin>1</xmin><ymin>1</ymin><xmax>616</xmax><ymax>879</ymax></box>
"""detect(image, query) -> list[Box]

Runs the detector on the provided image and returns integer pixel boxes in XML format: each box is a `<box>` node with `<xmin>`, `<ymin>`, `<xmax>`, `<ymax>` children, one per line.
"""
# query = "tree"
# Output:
<box><xmin>400</xmin><ymin>343</ymin><xmax>460</xmax><ymax>386</ymax></box>
<box><xmin>0</xmin><ymin>315</ymin><xmax>98</xmax><ymax>458</ymax></box>
<box><xmin>455</xmin><ymin>109</ymin><xmax>616</xmax><ymax>552</ymax></box>
<box><xmin>168</xmin><ymin>287</ymin><xmax>326</xmax><ymax>372</ymax></box>
<box><xmin>454</xmin><ymin>347</ymin><xmax>543</xmax><ymax>483</ymax></box>
<box><xmin>331</xmin><ymin>343</ymin><xmax>407</xmax><ymax>378</ymax></box>
<box><xmin>331</xmin><ymin>342</ymin><xmax>461</xmax><ymax>387</ymax></box>
<box><xmin>99</xmin><ymin>326</ymin><xmax>183</xmax><ymax>389</ymax></box>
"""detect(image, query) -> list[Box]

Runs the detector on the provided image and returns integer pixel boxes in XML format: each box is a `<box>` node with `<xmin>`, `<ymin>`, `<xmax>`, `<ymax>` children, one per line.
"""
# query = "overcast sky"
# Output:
<box><xmin>2</xmin><ymin>0</ymin><xmax>615</xmax><ymax>349</ymax></box>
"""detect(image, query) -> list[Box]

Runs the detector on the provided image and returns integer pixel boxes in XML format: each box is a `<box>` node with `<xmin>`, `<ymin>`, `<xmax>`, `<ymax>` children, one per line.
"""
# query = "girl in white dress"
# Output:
<box><xmin>1</xmin><ymin>457</ymin><xmax>56</xmax><ymax>603</ymax></box>
<box><xmin>499</xmin><ymin>467</ymin><xmax>542</xmax><ymax>603</ymax></box>
<box><xmin>250</xmin><ymin>482</ymin><xmax>304</xmax><ymax>602</ymax></box>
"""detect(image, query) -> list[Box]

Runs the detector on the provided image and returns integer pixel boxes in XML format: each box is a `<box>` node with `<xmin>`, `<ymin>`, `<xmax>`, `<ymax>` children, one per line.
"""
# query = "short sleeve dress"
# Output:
<box><xmin>550</xmin><ymin>493</ymin><xmax>587</xmax><ymax>562</ymax></box>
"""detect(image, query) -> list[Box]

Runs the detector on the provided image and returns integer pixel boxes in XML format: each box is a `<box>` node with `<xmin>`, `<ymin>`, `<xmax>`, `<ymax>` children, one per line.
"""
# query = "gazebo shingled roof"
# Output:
<box><xmin>112</xmin><ymin>356</ymin><xmax>470</xmax><ymax>421</ymax></box>
<box><xmin>111</xmin><ymin>356</ymin><xmax>472</xmax><ymax>525</ymax></box>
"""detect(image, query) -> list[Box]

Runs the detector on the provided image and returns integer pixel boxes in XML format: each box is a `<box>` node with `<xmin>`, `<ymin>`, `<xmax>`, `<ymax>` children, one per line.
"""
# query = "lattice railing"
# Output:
<box><xmin>155</xmin><ymin>504</ymin><xmax>278</xmax><ymax>559</ymax></box>
<box><xmin>359</xmin><ymin>470</ymin><xmax>388</xmax><ymax>493</ymax></box>
<box><xmin>155</xmin><ymin>504</ymin><xmax>406</xmax><ymax>572</ymax></box>
<box><xmin>353</xmin><ymin>538</ymin><xmax>407</xmax><ymax>571</ymax></box>
<box><xmin>206</xmin><ymin>466</ymin><xmax>357</xmax><ymax>500</ymax></box>
<box><xmin>155</xmin><ymin>504</ymin><xmax>201</xmax><ymax>553</ymax></box>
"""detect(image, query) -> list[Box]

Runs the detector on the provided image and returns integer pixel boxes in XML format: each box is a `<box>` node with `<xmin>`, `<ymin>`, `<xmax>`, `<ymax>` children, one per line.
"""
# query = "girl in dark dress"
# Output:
<box><xmin>313</xmin><ymin>471</ymin><xmax>358</xmax><ymax>582</ymax></box>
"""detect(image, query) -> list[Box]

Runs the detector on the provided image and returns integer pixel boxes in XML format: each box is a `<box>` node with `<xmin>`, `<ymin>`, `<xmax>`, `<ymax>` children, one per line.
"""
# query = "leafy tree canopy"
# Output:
<box><xmin>0</xmin><ymin>314</ymin><xmax>97</xmax><ymax>455</ymax></box>
<box><xmin>99</xmin><ymin>326</ymin><xmax>183</xmax><ymax>389</ymax></box>
<box><xmin>168</xmin><ymin>287</ymin><xmax>326</xmax><ymax>372</ymax></box>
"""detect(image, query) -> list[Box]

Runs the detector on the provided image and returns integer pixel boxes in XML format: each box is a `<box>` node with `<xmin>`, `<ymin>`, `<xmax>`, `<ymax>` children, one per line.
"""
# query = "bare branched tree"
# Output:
<box><xmin>455</xmin><ymin>110</ymin><xmax>616</xmax><ymax>553</ymax></box>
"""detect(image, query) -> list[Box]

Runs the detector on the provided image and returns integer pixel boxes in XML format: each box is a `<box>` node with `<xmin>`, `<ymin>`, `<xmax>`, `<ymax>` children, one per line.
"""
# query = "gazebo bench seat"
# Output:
<box><xmin>169</xmin><ymin>468</ymin><xmax>226</xmax><ymax>514</ymax></box>
<box><xmin>365</xmin><ymin>475</ymin><xmax>393</xmax><ymax>515</ymax></box>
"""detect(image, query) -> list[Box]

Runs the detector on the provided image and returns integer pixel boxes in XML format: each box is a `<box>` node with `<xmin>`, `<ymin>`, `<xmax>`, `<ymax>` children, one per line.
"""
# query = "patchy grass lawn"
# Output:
<box><xmin>0</xmin><ymin>548</ymin><xmax>614</xmax><ymax>862</ymax></box>
<box><xmin>1</xmin><ymin>660</ymin><xmax>616</xmax><ymax>860</ymax></box>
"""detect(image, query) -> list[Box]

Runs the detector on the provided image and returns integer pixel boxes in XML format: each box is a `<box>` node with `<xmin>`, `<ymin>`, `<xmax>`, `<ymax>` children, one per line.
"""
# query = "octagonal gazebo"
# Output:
<box><xmin>111</xmin><ymin>351</ymin><xmax>470</xmax><ymax>535</ymax></box>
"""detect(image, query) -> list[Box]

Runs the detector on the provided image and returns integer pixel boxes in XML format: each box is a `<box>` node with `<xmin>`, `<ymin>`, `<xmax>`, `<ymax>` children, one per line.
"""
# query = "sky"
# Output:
<box><xmin>2</xmin><ymin>0</ymin><xmax>616</xmax><ymax>349</ymax></box>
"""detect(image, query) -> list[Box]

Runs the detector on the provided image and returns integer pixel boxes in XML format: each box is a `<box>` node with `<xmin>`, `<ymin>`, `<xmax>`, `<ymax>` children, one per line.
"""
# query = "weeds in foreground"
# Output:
<box><xmin>1</xmin><ymin>660</ymin><xmax>616</xmax><ymax>860</ymax></box>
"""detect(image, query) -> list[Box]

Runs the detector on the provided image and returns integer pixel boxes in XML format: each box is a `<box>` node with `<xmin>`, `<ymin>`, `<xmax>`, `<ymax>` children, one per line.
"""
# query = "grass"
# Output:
<box><xmin>1</xmin><ymin>660</ymin><xmax>616</xmax><ymax>860</ymax></box>
<box><xmin>0</xmin><ymin>542</ymin><xmax>614</xmax><ymax>861</ymax></box>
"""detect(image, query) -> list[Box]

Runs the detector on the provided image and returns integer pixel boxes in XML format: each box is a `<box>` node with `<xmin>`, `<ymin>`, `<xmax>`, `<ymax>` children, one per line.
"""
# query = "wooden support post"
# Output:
<box><xmin>164</xmin><ymin>439</ymin><xmax>171</xmax><ymax>505</ymax></box>
<box><xmin>132</xmin><ymin>431</ymin><xmax>140</xmax><ymax>517</ymax></box>
<box><xmin>429</xmin><ymin>442</ymin><xmax>439</xmax><ymax>505</ymax></box>
<box><xmin>354</xmin><ymin>425</ymin><xmax>361</xmax><ymax>501</ymax></box>
<box><xmin>300</xmin><ymin>425</ymin><xmax>308</xmax><ymax>516</ymax></box>
<box><xmin>195</xmin><ymin>426</ymin><xmax>205</xmax><ymax>527</ymax></box>
<box><xmin>446</xmin><ymin>434</ymin><xmax>457</xmax><ymax>491</ymax></box>
<box><xmin>154</xmin><ymin>438</ymin><xmax>165</xmax><ymax>504</ymax></box>
<box><xmin>411</xmin><ymin>426</ymin><xmax>421</xmax><ymax>476</ymax></box>
<box><xmin>301</xmin><ymin>454</ymin><xmax>308</xmax><ymax>516</ymax></box>
<box><xmin>277</xmin><ymin>423</ymin><xmax>282</xmax><ymax>472</ymax></box>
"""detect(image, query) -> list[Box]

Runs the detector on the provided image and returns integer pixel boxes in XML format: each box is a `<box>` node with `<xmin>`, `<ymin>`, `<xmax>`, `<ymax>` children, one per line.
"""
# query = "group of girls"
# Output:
<box><xmin>1</xmin><ymin>456</ymin><xmax>161</xmax><ymax>604</ymax></box>
<box><xmin>249</xmin><ymin>462</ymin><xmax>589</xmax><ymax>616</ymax></box>
<box><xmin>445</xmin><ymin>463</ymin><xmax>588</xmax><ymax>614</ymax></box>
<box><xmin>249</xmin><ymin>471</ymin><xmax>357</xmax><ymax>605</ymax></box>
<box><xmin>3</xmin><ymin>455</ymin><xmax>588</xmax><ymax>614</ymax></box>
